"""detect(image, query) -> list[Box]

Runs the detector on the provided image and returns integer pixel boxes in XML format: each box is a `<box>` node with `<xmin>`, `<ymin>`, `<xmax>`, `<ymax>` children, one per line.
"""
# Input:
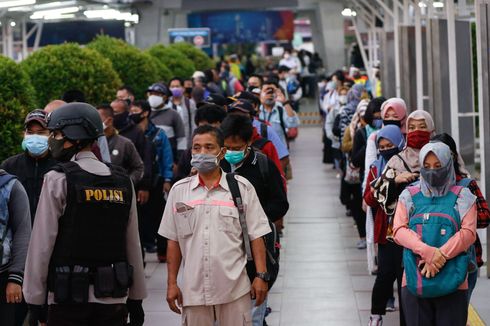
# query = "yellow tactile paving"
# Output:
<box><xmin>469</xmin><ymin>304</ymin><xmax>486</xmax><ymax>326</ymax></box>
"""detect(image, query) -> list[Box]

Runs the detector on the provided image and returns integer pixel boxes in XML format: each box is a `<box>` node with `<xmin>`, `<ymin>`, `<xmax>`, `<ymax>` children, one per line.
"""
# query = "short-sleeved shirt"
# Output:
<box><xmin>258</xmin><ymin>104</ymin><xmax>300</xmax><ymax>146</ymax></box>
<box><xmin>158</xmin><ymin>171</ymin><xmax>271</xmax><ymax>307</ymax></box>
<box><xmin>252</xmin><ymin>119</ymin><xmax>289</xmax><ymax>159</ymax></box>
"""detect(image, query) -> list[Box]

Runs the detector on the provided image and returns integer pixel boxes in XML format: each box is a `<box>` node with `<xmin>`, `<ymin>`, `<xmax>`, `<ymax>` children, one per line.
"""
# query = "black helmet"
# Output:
<box><xmin>47</xmin><ymin>102</ymin><xmax>103</xmax><ymax>140</ymax></box>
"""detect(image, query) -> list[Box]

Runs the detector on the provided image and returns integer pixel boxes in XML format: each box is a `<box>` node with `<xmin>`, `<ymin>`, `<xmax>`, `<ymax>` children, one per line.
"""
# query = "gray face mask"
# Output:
<box><xmin>264</xmin><ymin>99</ymin><xmax>275</xmax><ymax>106</ymax></box>
<box><xmin>420</xmin><ymin>164</ymin><xmax>451</xmax><ymax>187</ymax></box>
<box><xmin>191</xmin><ymin>152</ymin><xmax>221</xmax><ymax>173</ymax></box>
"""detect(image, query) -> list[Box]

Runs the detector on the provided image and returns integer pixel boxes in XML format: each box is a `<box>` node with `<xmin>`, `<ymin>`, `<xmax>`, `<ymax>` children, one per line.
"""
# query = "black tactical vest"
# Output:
<box><xmin>49</xmin><ymin>162</ymin><xmax>132</xmax><ymax>269</ymax></box>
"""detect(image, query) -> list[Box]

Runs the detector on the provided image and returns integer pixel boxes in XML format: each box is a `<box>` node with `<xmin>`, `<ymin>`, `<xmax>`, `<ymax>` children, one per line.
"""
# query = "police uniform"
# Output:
<box><xmin>158</xmin><ymin>171</ymin><xmax>271</xmax><ymax>325</ymax></box>
<box><xmin>23</xmin><ymin>103</ymin><xmax>147</xmax><ymax>326</ymax></box>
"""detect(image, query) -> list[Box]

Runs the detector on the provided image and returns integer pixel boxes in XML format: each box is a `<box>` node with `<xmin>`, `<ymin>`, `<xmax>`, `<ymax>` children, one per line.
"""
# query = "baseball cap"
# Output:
<box><xmin>205</xmin><ymin>93</ymin><xmax>227</xmax><ymax>107</ymax></box>
<box><xmin>237</xmin><ymin>91</ymin><xmax>260</xmax><ymax>107</ymax></box>
<box><xmin>147</xmin><ymin>83</ymin><xmax>170</xmax><ymax>96</ymax></box>
<box><xmin>24</xmin><ymin>109</ymin><xmax>48</xmax><ymax>128</ymax></box>
<box><xmin>228</xmin><ymin>100</ymin><xmax>255</xmax><ymax>115</ymax></box>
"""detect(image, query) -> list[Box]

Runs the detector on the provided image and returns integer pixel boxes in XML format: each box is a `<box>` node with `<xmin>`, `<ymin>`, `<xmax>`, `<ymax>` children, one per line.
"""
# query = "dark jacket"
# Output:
<box><xmin>175</xmin><ymin>149</ymin><xmax>192</xmax><ymax>182</ymax></box>
<box><xmin>118</xmin><ymin>122</ymin><xmax>152</xmax><ymax>190</ymax></box>
<box><xmin>1</xmin><ymin>153</ymin><xmax>57</xmax><ymax>221</ymax></box>
<box><xmin>351</xmin><ymin>127</ymin><xmax>368</xmax><ymax>179</ymax></box>
<box><xmin>221</xmin><ymin>149</ymin><xmax>289</xmax><ymax>222</ymax></box>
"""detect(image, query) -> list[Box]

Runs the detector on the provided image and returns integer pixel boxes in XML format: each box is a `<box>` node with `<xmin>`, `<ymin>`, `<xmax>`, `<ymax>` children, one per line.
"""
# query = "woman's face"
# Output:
<box><xmin>423</xmin><ymin>152</ymin><xmax>442</xmax><ymax>169</ymax></box>
<box><xmin>408</xmin><ymin>118</ymin><xmax>429</xmax><ymax>132</ymax></box>
<box><xmin>384</xmin><ymin>107</ymin><xmax>399</xmax><ymax>120</ymax></box>
<box><xmin>378</xmin><ymin>138</ymin><xmax>395</xmax><ymax>151</ymax></box>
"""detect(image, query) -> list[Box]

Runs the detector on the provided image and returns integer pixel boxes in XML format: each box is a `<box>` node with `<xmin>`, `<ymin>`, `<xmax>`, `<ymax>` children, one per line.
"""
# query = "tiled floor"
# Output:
<box><xmin>142</xmin><ymin>124</ymin><xmax>490</xmax><ymax>325</ymax></box>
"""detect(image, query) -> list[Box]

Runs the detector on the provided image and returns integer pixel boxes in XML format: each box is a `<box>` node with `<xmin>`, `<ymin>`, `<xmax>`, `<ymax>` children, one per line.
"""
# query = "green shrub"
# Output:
<box><xmin>147</xmin><ymin>45</ymin><xmax>195</xmax><ymax>80</ymax></box>
<box><xmin>169</xmin><ymin>42</ymin><xmax>213</xmax><ymax>71</ymax></box>
<box><xmin>88</xmin><ymin>35</ymin><xmax>161</xmax><ymax>98</ymax></box>
<box><xmin>21</xmin><ymin>43</ymin><xmax>121</xmax><ymax>107</ymax></box>
<box><xmin>149</xmin><ymin>56</ymin><xmax>173</xmax><ymax>83</ymax></box>
<box><xmin>0</xmin><ymin>55</ymin><xmax>36</xmax><ymax>161</ymax></box>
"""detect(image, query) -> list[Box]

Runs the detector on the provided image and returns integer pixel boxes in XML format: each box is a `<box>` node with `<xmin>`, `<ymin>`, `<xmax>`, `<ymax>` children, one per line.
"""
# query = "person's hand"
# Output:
<box><xmin>420</xmin><ymin>262</ymin><xmax>440</xmax><ymax>278</ymax></box>
<box><xmin>163</xmin><ymin>182</ymin><xmax>172</xmax><ymax>194</ymax></box>
<box><xmin>166</xmin><ymin>284</ymin><xmax>183</xmax><ymax>314</ymax></box>
<box><xmin>251</xmin><ymin>278</ymin><xmax>268</xmax><ymax>306</ymax></box>
<box><xmin>431</xmin><ymin>249</ymin><xmax>447</xmax><ymax>270</ymax></box>
<box><xmin>395</xmin><ymin>172</ymin><xmax>419</xmax><ymax>184</ymax></box>
<box><xmin>274</xmin><ymin>218</ymin><xmax>284</xmax><ymax>232</ymax></box>
<box><xmin>275</xmin><ymin>89</ymin><xmax>287</xmax><ymax>104</ymax></box>
<box><xmin>137</xmin><ymin>190</ymin><xmax>150</xmax><ymax>205</ymax></box>
<box><xmin>6</xmin><ymin>282</ymin><xmax>22</xmax><ymax>303</ymax></box>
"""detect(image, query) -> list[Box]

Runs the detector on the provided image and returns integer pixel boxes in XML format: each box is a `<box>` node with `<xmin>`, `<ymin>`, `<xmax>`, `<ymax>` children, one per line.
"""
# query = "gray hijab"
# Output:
<box><xmin>419</xmin><ymin>142</ymin><xmax>456</xmax><ymax>197</ymax></box>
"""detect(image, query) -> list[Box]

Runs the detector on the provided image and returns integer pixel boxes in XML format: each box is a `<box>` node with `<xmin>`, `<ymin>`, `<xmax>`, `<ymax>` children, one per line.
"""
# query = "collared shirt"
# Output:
<box><xmin>258</xmin><ymin>103</ymin><xmax>300</xmax><ymax>146</ymax></box>
<box><xmin>159</xmin><ymin>171</ymin><xmax>271</xmax><ymax>307</ymax></box>
<box><xmin>252</xmin><ymin>119</ymin><xmax>289</xmax><ymax>159</ymax></box>
<box><xmin>23</xmin><ymin>151</ymin><xmax>147</xmax><ymax>305</ymax></box>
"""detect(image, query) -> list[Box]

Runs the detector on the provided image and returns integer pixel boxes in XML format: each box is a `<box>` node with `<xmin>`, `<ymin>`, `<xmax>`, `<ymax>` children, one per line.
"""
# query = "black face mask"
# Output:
<box><xmin>48</xmin><ymin>137</ymin><xmax>79</xmax><ymax>162</ymax></box>
<box><xmin>383</xmin><ymin>120</ymin><xmax>401</xmax><ymax>128</ymax></box>
<box><xmin>113</xmin><ymin>111</ymin><xmax>129</xmax><ymax>130</ymax></box>
<box><xmin>129</xmin><ymin>112</ymin><xmax>145</xmax><ymax>125</ymax></box>
<box><xmin>379</xmin><ymin>147</ymin><xmax>400</xmax><ymax>162</ymax></box>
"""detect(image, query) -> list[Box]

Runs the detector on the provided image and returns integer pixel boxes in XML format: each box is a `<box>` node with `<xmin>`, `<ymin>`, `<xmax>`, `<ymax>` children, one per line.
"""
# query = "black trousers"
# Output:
<box><xmin>48</xmin><ymin>303</ymin><xmax>127</xmax><ymax>326</ymax></box>
<box><xmin>322</xmin><ymin>131</ymin><xmax>333</xmax><ymax>164</ymax></box>
<box><xmin>402</xmin><ymin>288</ymin><xmax>468</xmax><ymax>326</ymax></box>
<box><xmin>371</xmin><ymin>242</ymin><xmax>406</xmax><ymax>325</ymax></box>
<box><xmin>351</xmin><ymin>184</ymin><xmax>366</xmax><ymax>238</ymax></box>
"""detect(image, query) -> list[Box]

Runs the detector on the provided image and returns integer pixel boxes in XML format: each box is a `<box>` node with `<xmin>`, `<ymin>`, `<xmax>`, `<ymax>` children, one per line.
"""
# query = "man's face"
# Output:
<box><xmin>97</xmin><ymin>110</ymin><xmax>113</xmax><ymax>129</ymax></box>
<box><xmin>248</xmin><ymin>77</ymin><xmax>261</xmax><ymax>89</ymax></box>
<box><xmin>224</xmin><ymin>135</ymin><xmax>249</xmax><ymax>152</ymax></box>
<box><xmin>192</xmin><ymin>133</ymin><xmax>225</xmax><ymax>159</ymax></box>
<box><xmin>25</xmin><ymin>122</ymin><xmax>49</xmax><ymax>137</ymax></box>
<box><xmin>261</xmin><ymin>85</ymin><xmax>276</xmax><ymax>104</ymax></box>
<box><xmin>184</xmin><ymin>80</ymin><xmax>193</xmax><ymax>89</ymax></box>
<box><xmin>170</xmin><ymin>80</ymin><xmax>183</xmax><ymax>90</ymax></box>
<box><xmin>111</xmin><ymin>101</ymin><xmax>126</xmax><ymax>115</ymax></box>
<box><xmin>116</xmin><ymin>89</ymin><xmax>134</xmax><ymax>103</ymax></box>
<box><xmin>130</xmin><ymin>105</ymin><xmax>148</xmax><ymax>120</ymax></box>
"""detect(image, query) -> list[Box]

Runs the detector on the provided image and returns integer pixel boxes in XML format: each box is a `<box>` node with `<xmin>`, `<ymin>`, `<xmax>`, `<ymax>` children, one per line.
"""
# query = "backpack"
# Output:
<box><xmin>332</xmin><ymin>113</ymin><xmax>342</xmax><ymax>138</ymax></box>
<box><xmin>403</xmin><ymin>185</ymin><xmax>469</xmax><ymax>298</ymax></box>
<box><xmin>457</xmin><ymin>178</ymin><xmax>478</xmax><ymax>273</ymax></box>
<box><xmin>226</xmin><ymin>172</ymin><xmax>279</xmax><ymax>289</ymax></box>
<box><xmin>0</xmin><ymin>170</ymin><xmax>16</xmax><ymax>266</ymax></box>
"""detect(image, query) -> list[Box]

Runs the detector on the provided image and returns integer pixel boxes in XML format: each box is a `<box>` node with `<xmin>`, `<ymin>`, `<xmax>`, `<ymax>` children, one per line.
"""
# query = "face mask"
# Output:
<box><xmin>225</xmin><ymin>149</ymin><xmax>246</xmax><ymax>165</ymax></box>
<box><xmin>22</xmin><ymin>134</ymin><xmax>49</xmax><ymax>157</ymax></box>
<box><xmin>327</xmin><ymin>81</ymin><xmax>336</xmax><ymax>91</ymax></box>
<box><xmin>171</xmin><ymin>87</ymin><xmax>184</xmax><ymax>98</ymax></box>
<box><xmin>113</xmin><ymin>111</ymin><xmax>129</xmax><ymax>130</ymax></box>
<box><xmin>191</xmin><ymin>152</ymin><xmax>221</xmax><ymax>173</ymax></box>
<box><xmin>372</xmin><ymin>119</ymin><xmax>383</xmax><ymax>129</ymax></box>
<box><xmin>185</xmin><ymin>87</ymin><xmax>193</xmax><ymax>94</ymax></box>
<box><xmin>148</xmin><ymin>95</ymin><xmax>164</xmax><ymax>109</ymax></box>
<box><xmin>420</xmin><ymin>164</ymin><xmax>451</xmax><ymax>187</ymax></box>
<box><xmin>379</xmin><ymin>147</ymin><xmax>400</xmax><ymax>162</ymax></box>
<box><xmin>339</xmin><ymin>95</ymin><xmax>347</xmax><ymax>105</ymax></box>
<box><xmin>129</xmin><ymin>112</ymin><xmax>145</xmax><ymax>125</ymax></box>
<box><xmin>48</xmin><ymin>137</ymin><xmax>78</xmax><ymax>162</ymax></box>
<box><xmin>407</xmin><ymin>130</ymin><xmax>431</xmax><ymax>149</ymax></box>
<box><xmin>264</xmin><ymin>98</ymin><xmax>275</xmax><ymax>106</ymax></box>
<box><xmin>383</xmin><ymin>120</ymin><xmax>401</xmax><ymax>128</ymax></box>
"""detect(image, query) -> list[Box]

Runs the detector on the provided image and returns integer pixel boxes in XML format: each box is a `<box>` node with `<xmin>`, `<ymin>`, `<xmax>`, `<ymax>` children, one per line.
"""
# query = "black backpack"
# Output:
<box><xmin>226</xmin><ymin>170</ymin><xmax>280</xmax><ymax>289</ymax></box>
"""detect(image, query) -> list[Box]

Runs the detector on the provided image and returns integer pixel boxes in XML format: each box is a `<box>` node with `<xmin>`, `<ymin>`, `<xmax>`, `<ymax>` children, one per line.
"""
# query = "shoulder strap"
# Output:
<box><xmin>260</xmin><ymin>123</ymin><xmax>268</xmax><ymax>139</ymax></box>
<box><xmin>225</xmin><ymin>173</ymin><xmax>253</xmax><ymax>261</ymax></box>
<box><xmin>50</xmin><ymin>161</ymin><xmax>81</xmax><ymax>174</ymax></box>
<box><xmin>457</xmin><ymin>178</ymin><xmax>473</xmax><ymax>188</ymax></box>
<box><xmin>255</xmin><ymin>152</ymin><xmax>270</xmax><ymax>184</ymax></box>
<box><xmin>395</xmin><ymin>154</ymin><xmax>412</xmax><ymax>173</ymax></box>
<box><xmin>252</xmin><ymin>138</ymin><xmax>269</xmax><ymax>150</ymax></box>
<box><xmin>277</xmin><ymin>106</ymin><xmax>287</xmax><ymax>137</ymax></box>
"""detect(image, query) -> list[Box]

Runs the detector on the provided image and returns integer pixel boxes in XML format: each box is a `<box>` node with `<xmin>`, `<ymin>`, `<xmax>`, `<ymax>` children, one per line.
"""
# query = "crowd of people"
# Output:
<box><xmin>320</xmin><ymin>68</ymin><xmax>488</xmax><ymax>326</ymax></box>
<box><xmin>0</xmin><ymin>53</ymin><xmax>309</xmax><ymax>326</ymax></box>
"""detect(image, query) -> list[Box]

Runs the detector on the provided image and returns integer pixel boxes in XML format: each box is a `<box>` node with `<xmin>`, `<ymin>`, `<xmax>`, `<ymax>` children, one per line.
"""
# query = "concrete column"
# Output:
<box><xmin>315</xmin><ymin>0</ymin><xmax>345</xmax><ymax>71</ymax></box>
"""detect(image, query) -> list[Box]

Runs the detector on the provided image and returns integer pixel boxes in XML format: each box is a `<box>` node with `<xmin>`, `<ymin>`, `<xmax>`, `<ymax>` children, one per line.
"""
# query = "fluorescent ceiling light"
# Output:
<box><xmin>0</xmin><ymin>0</ymin><xmax>35</xmax><ymax>9</ymax></box>
<box><xmin>341</xmin><ymin>8</ymin><xmax>357</xmax><ymax>17</ymax></box>
<box><xmin>32</xmin><ymin>13</ymin><xmax>75</xmax><ymax>20</ymax></box>
<box><xmin>84</xmin><ymin>9</ymin><xmax>139</xmax><ymax>23</ymax></box>
<box><xmin>30</xmin><ymin>6</ymin><xmax>79</xmax><ymax>19</ymax></box>
<box><xmin>433</xmin><ymin>1</ymin><xmax>444</xmax><ymax>8</ymax></box>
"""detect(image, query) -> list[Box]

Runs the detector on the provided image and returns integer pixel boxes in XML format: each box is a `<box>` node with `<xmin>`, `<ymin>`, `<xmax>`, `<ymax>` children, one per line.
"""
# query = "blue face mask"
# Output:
<box><xmin>22</xmin><ymin>134</ymin><xmax>49</xmax><ymax>157</ymax></box>
<box><xmin>372</xmin><ymin>119</ymin><xmax>383</xmax><ymax>129</ymax></box>
<box><xmin>225</xmin><ymin>149</ymin><xmax>246</xmax><ymax>165</ymax></box>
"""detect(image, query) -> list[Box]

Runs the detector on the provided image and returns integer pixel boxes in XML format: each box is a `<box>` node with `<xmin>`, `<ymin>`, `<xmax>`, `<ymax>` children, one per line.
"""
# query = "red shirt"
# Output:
<box><xmin>364</xmin><ymin>165</ymin><xmax>388</xmax><ymax>244</ymax></box>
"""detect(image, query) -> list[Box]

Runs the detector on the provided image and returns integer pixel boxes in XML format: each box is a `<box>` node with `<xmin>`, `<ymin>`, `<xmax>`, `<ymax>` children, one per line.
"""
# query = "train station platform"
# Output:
<box><xmin>141</xmin><ymin>104</ymin><xmax>489</xmax><ymax>326</ymax></box>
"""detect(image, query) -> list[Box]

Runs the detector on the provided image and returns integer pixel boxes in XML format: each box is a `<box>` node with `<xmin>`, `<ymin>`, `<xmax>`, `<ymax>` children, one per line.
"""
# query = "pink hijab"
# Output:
<box><xmin>381</xmin><ymin>98</ymin><xmax>408</xmax><ymax>134</ymax></box>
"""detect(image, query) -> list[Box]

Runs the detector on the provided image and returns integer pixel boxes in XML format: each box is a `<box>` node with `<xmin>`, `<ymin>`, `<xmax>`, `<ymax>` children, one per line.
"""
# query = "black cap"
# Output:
<box><xmin>228</xmin><ymin>100</ymin><xmax>255</xmax><ymax>115</ymax></box>
<box><xmin>147</xmin><ymin>83</ymin><xmax>170</xmax><ymax>96</ymax></box>
<box><xmin>237</xmin><ymin>91</ymin><xmax>260</xmax><ymax>107</ymax></box>
<box><xmin>24</xmin><ymin>109</ymin><xmax>48</xmax><ymax>128</ymax></box>
<box><xmin>205</xmin><ymin>93</ymin><xmax>227</xmax><ymax>107</ymax></box>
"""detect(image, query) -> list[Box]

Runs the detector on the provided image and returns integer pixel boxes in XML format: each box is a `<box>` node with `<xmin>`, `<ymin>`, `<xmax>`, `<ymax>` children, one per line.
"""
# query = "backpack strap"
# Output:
<box><xmin>396</xmin><ymin>154</ymin><xmax>412</xmax><ymax>173</ymax></box>
<box><xmin>276</xmin><ymin>106</ymin><xmax>288</xmax><ymax>138</ymax></box>
<box><xmin>225</xmin><ymin>173</ymin><xmax>253</xmax><ymax>261</ymax></box>
<box><xmin>457</xmin><ymin>178</ymin><xmax>473</xmax><ymax>188</ymax></box>
<box><xmin>252</xmin><ymin>138</ymin><xmax>269</xmax><ymax>150</ymax></box>
<box><xmin>449</xmin><ymin>185</ymin><xmax>464</xmax><ymax>197</ymax></box>
<box><xmin>50</xmin><ymin>161</ymin><xmax>81</xmax><ymax>174</ymax></box>
<box><xmin>255</xmin><ymin>152</ymin><xmax>270</xmax><ymax>188</ymax></box>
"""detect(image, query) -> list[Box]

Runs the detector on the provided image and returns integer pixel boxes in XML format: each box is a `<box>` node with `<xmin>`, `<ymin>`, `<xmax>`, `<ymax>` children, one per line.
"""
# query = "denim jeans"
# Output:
<box><xmin>251</xmin><ymin>297</ymin><xmax>268</xmax><ymax>326</ymax></box>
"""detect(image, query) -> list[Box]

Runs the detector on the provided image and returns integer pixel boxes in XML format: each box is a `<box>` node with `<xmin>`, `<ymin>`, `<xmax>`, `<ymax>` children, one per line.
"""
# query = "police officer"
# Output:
<box><xmin>23</xmin><ymin>103</ymin><xmax>147</xmax><ymax>326</ymax></box>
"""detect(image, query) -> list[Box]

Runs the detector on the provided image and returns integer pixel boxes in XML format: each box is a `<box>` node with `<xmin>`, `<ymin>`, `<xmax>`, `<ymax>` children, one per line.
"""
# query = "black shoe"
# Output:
<box><xmin>346</xmin><ymin>209</ymin><xmax>352</xmax><ymax>217</ymax></box>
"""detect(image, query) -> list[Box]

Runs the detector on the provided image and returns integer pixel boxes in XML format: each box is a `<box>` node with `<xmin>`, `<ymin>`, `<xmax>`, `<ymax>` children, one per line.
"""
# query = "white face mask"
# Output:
<box><xmin>148</xmin><ymin>95</ymin><xmax>164</xmax><ymax>109</ymax></box>
<box><xmin>339</xmin><ymin>95</ymin><xmax>347</xmax><ymax>105</ymax></box>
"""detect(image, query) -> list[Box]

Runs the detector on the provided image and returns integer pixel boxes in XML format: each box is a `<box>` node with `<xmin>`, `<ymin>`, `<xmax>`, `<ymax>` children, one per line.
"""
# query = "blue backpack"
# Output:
<box><xmin>404</xmin><ymin>185</ymin><xmax>469</xmax><ymax>298</ymax></box>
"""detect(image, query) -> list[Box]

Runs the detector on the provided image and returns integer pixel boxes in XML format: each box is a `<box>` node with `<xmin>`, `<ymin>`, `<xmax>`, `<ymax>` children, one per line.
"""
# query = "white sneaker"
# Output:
<box><xmin>368</xmin><ymin>315</ymin><xmax>383</xmax><ymax>326</ymax></box>
<box><xmin>356</xmin><ymin>239</ymin><xmax>367</xmax><ymax>249</ymax></box>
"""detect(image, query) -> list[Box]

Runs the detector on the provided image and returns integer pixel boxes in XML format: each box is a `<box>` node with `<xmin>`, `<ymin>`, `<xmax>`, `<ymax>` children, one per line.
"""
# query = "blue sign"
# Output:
<box><xmin>168</xmin><ymin>28</ymin><xmax>211</xmax><ymax>48</ymax></box>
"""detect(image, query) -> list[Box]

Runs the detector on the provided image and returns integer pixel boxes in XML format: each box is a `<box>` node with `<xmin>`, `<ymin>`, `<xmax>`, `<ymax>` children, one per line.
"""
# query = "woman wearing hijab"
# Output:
<box><xmin>393</xmin><ymin>142</ymin><xmax>477</xmax><ymax>325</ymax></box>
<box><xmin>431</xmin><ymin>133</ymin><xmax>490</xmax><ymax>303</ymax></box>
<box><xmin>364</xmin><ymin>125</ymin><xmax>406</xmax><ymax>326</ymax></box>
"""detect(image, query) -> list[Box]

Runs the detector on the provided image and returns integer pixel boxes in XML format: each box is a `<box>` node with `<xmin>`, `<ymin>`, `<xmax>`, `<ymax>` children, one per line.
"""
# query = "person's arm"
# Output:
<box><xmin>363</xmin><ymin>134</ymin><xmax>377</xmax><ymax>191</ymax></box>
<box><xmin>364</xmin><ymin>166</ymin><xmax>379</xmax><ymax>208</ymax></box>
<box><xmin>325</xmin><ymin>109</ymin><xmax>335</xmax><ymax>140</ymax></box>
<box><xmin>393</xmin><ymin>196</ymin><xmax>436</xmax><ymax>264</ymax></box>
<box><xmin>24</xmin><ymin>172</ymin><xmax>66</xmax><ymax>305</ymax></box>
<box><xmin>469</xmin><ymin>180</ymin><xmax>490</xmax><ymax>229</ymax></box>
<box><xmin>262</xmin><ymin>159</ymin><xmax>289</xmax><ymax>221</ymax></box>
<box><xmin>282</xmin><ymin>105</ymin><xmax>300</xmax><ymax>127</ymax></box>
<box><xmin>137</xmin><ymin>136</ymin><xmax>153</xmax><ymax>191</ymax></box>
<box><xmin>250</xmin><ymin>238</ymin><xmax>267</xmax><ymax>306</ymax></box>
<box><xmin>158</xmin><ymin>131</ymin><xmax>174</xmax><ymax>183</ymax></box>
<box><xmin>125</xmin><ymin>142</ymin><xmax>144</xmax><ymax>185</ymax></box>
<box><xmin>266</xmin><ymin>126</ymin><xmax>289</xmax><ymax>160</ymax></box>
<box><xmin>126</xmin><ymin>185</ymin><xmax>147</xmax><ymax>300</ymax></box>
<box><xmin>7</xmin><ymin>181</ymin><xmax>31</xmax><ymax>286</ymax></box>
<box><xmin>440</xmin><ymin>203</ymin><xmax>477</xmax><ymax>259</ymax></box>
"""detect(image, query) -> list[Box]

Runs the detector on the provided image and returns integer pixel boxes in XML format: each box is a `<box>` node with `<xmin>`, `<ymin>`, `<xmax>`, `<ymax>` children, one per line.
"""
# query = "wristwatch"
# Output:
<box><xmin>256</xmin><ymin>272</ymin><xmax>270</xmax><ymax>282</ymax></box>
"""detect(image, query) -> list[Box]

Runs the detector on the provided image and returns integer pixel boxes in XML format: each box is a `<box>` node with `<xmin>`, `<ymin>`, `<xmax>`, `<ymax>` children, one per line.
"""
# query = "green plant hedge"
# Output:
<box><xmin>0</xmin><ymin>55</ymin><xmax>36</xmax><ymax>161</ymax></box>
<box><xmin>147</xmin><ymin>45</ymin><xmax>196</xmax><ymax>80</ymax></box>
<box><xmin>21</xmin><ymin>43</ymin><xmax>121</xmax><ymax>107</ymax></box>
<box><xmin>88</xmin><ymin>35</ymin><xmax>163</xmax><ymax>99</ymax></box>
<box><xmin>169</xmin><ymin>42</ymin><xmax>213</xmax><ymax>71</ymax></box>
